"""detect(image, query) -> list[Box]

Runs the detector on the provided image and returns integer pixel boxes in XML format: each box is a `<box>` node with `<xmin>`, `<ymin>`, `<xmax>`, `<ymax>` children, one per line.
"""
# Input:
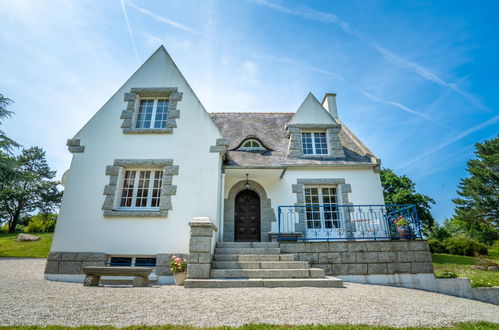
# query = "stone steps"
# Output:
<box><xmin>184</xmin><ymin>241</ymin><xmax>343</xmax><ymax>288</ymax></box>
<box><xmin>213</xmin><ymin>254</ymin><xmax>295</xmax><ymax>261</ymax></box>
<box><xmin>216</xmin><ymin>242</ymin><xmax>279</xmax><ymax>248</ymax></box>
<box><xmin>184</xmin><ymin>277</ymin><xmax>344</xmax><ymax>288</ymax></box>
<box><xmin>214</xmin><ymin>248</ymin><xmax>281</xmax><ymax>255</ymax></box>
<box><xmin>210</xmin><ymin>268</ymin><xmax>325</xmax><ymax>279</ymax></box>
<box><xmin>212</xmin><ymin>261</ymin><xmax>309</xmax><ymax>269</ymax></box>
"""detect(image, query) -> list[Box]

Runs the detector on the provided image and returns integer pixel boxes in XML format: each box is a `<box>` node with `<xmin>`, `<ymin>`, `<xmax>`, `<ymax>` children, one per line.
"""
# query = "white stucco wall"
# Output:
<box><xmin>224</xmin><ymin>167</ymin><xmax>384</xmax><ymax>207</ymax></box>
<box><xmin>223</xmin><ymin>166</ymin><xmax>385</xmax><ymax>237</ymax></box>
<box><xmin>51</xmin><ymin>47</ymin><xmax>222</xmax><ymax>255</ymax></box>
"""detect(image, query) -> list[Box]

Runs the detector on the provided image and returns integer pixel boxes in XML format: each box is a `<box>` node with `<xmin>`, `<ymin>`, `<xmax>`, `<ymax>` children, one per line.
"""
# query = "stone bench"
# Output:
<box><xmin>82</xmin><ymin>266</ymin><xmax>152</xmax><ymax>287</ymax></box>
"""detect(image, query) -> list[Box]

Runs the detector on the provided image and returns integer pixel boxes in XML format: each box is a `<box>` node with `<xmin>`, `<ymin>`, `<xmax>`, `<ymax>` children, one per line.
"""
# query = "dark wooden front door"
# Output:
<box><xmin>235</xmin><ymin>189</ymin><xmax>261</xmax><ymax>242</ymax></box>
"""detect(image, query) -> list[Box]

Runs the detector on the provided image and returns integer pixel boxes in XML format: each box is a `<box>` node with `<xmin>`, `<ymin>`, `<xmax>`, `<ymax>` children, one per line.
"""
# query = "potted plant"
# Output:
<box><xmin>170</xmin><ymin>256</ymin><xmax>188</xmax><ymax>286</ymax></box>
<box><xmin>394</xmin><ymin>215</ymin><xmax>411</xmax><ymax>239</ymax></box>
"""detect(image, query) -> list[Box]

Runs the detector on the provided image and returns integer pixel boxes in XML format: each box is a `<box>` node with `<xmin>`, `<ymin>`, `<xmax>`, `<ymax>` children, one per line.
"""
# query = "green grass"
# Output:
<box><xmin>0</xmin><ymin>323</ymin><xmax>498</xmax><ymax>330</ymax></box>
<box><xmin>0</xmin><ymin>232</ymin><xmax>53</xmax><ymax>258</ymax></box>
<box><xmin>432</xmin><ymin>253</ymin><xmax>499</xmax><ymax>287</ymax></box>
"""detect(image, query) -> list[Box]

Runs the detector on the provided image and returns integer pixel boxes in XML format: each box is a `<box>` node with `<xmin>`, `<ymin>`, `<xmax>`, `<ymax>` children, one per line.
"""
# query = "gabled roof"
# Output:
<box><xmin>289</xmin><ymin>93</ymin><xmax>337</xmax><ymax>125</ymax></box>
<box><xmin>209</xmin><ymin>112</ymin><xmax>376</xmax><ymax>167</ymax></box>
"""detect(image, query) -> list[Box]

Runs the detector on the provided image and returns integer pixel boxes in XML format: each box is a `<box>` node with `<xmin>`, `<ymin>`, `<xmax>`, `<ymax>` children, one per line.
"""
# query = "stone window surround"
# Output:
<box><xmin>223</xmin><ymin>180</ymin><xmax>276</xmax><ymax>242</ymax></box>
<box><xmin>102</xmin><ymin>159</ymin><xmax>178</xmax><ymax>217</ymax></box>
<box><xmin>286</xmin><ymin>123</ymin><xmax>345</xmax><ymax>159</ymax></box>
<box><xmin>121</xmin><ymin>88</ymin><xmax>182</xmax><ymax>134</ymax></box>
<box><xmin>291</xmin><ymin>178</ymin><xmax>352</xmax><ymax>235</ymax></box>
<box><xmin>66</xmin><ymin>139</ymin><xmax>85</xmax><ymax>154</ymax></box>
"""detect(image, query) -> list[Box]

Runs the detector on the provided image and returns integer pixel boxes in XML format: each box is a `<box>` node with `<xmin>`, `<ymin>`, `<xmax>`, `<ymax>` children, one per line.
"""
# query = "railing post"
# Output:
<box><xmin>187</xmin><ymin>217</ymin><xmax>217</xmax><ymax>279</ymax></box>
<box><xmin>277</xmin><ymin>206</ymin><xmax>281</xmax><ymax>241</ymax></box>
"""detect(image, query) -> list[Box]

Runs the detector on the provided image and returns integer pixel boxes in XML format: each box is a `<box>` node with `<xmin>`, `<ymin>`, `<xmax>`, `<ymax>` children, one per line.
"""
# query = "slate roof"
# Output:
<box><xmin>208</xmin><ymin>112</ymin><xmax>376</xmax><ymax>167</ymax></box>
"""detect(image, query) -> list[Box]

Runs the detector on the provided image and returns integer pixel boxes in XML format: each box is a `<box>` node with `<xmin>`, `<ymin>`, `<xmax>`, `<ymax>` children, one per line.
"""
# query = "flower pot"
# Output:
<box><xmin>173</xmin><ymin>271</ymin><xmax>187</xmax><ymax>286</ymax></box>
<box><xmin>397</xmin><ymin>226</ymin><xmax>411</xmax><ymax>240</ymax></box>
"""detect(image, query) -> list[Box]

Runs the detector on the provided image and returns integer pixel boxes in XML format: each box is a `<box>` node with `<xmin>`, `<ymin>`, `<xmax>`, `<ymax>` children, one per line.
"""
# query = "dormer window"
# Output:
<box><xmin>239</xmin><ymin>139</ymin><xmax>265</xmax><ymax>151</ymax></box>
<box><xmin>302</xmin><ymin>132</ymin><xmax>328</xmax><ymax>155</ymax></box>
<box><xmin>136</xmin><ymin>98</ymin><xmax>169</xmax><ymax>129</ymax></box>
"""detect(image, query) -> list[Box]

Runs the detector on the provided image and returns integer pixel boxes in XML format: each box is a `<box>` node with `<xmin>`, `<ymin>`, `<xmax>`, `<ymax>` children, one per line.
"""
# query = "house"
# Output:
<box><xmin>45</xmin><ymin>46</ymin><xmax>434</xmax><ymax>288</ymax></box>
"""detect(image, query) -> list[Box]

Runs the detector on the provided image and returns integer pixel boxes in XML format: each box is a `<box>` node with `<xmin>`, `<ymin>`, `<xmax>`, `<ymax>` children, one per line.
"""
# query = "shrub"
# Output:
<box><xmin>489</xmin><ymin>241</ymin><xmax>499</xmax><ymax>260</ymax></box>
<box><xmin>429</xmin><ymin>239</ymin><xmax>447</xmax><ymax>253</ymax></box>
<box><xmin>435</xmin><ymin>271</ymin><xmax>458</xmax><ymax>279</ymax></box>
<box><xmin>24</xmin><ymin>214</ymin><xmax>57</xmax><ymax>233</ymax></box>
<box><xmin>443</xmin><ymin>235</ymin><xmax>489</xmax><ymax>256</ymax></box>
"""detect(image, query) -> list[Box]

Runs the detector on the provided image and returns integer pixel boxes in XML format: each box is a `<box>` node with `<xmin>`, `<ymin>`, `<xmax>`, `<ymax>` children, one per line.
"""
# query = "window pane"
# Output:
<box><xmin>120</xmin><ymin>171</ymin><xmax>135</xmax><ymax>207</ymax></box>
<box><xmin>243</xmin><ymin>141</ymin><xmax>252</xmax><ymax>147</ymax></box>
<box><xmin>302</xmin><ymin>133</ymin><xmax>313</xmax><ymax>154</ymax></box>
<box><xmin>136</xmin><ymin>100</ymin><xmax>154</xmax><ymax>128</ymax></box>
<box><xmin>135</xmin><ymin>257</ymin><xmax>157</xmax><ymax>267</ymax></box>
<box><xmin>110</xmin><ymin>257</ymin><xmax>132</xmax><ymax>266</ymax></box>
<box><xmin>151</xmin><ymin>171</ymin><xmax>163</xmax><ymax>207</ymax></box>
<box><xmin>135</xmin><ymin>171</ymin><xmax>151</xmax><ymax>207</ymax></box>
<box><xmin>153</xmin><ymin>99</ymin><xmax>169</xmax><ymax>128</ymax></box>
<box><xmin>314</xmin><ymin>133</ymin><xmax>328</xmax><ymax>154</ymax></box>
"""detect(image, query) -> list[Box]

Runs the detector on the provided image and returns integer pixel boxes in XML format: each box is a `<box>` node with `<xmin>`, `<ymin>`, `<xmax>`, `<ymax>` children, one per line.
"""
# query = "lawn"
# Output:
<box><xmin>0</xmin><ymin>232</ymin><xmax>53</xmax><ymax>258</ymax></box>
<box><xmin>432</xmin><ymin>253</ymin><xmax>499</xmax><ymax>287</ymax></box>
<box><xmin>0</xmin><ymin>323</ymin><xmax>498</xmax><ymax>330</ymax></box>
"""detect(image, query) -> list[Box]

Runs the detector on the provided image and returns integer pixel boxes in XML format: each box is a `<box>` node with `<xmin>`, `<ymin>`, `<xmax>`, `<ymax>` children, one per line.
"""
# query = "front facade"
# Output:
<box><xmin>45</xmin><ymin>46</ymin><xmax>428</xmax><ymax>284</ymax></box>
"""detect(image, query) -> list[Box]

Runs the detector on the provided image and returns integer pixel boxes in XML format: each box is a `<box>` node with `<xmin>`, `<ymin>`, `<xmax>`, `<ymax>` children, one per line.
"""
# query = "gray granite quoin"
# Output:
<box><xmin>187</xmin><ymin>217</ymin><xmax>218</xmax><ymax>279</ymax></box>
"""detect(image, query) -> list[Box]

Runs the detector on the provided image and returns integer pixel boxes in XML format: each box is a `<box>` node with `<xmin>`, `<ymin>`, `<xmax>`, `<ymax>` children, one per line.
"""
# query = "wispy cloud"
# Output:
<box><xmin>251</xmin><ymin>0</ymin><xmax>485</xmax><ymax>111</ymax></box>
<box><xmin>120</xmin><ymin>0</ymin><xmax>140</xmax><ymax>65</ymax></box>
<box><xmin>397</xmin><ymin>114</ymin><xmax>499</xmax><ymax>170</ymax></box>
<box><xmin>126</xmin><ymin>0</ymin><xmax>227</xmax><ymax>45</ymax></box>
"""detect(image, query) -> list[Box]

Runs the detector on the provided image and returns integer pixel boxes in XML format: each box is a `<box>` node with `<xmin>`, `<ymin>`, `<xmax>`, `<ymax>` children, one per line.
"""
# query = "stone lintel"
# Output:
<box><xmin>297</xmin><ymin>178</ymin><xmax>346</xmax><ymax>185</ymax></box>
<box><xmin>216</xmin><ymin>138</ymin><xmax>231</xmax><ymax>147</ymax></box>
<box><xmin>113</xmin><ymin>159</ymin><xmax>173</xmax><ymax>167</ymax></box>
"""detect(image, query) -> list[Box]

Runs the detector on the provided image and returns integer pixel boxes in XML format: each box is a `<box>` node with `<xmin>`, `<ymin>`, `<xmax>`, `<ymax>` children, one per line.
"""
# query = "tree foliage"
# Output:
<box><xmin>0</xmin><ymin>147</ymin><xmax>62</xmax><ymax>233</ymax></box>
<box><xmin>0</xmin><ymin>93</ymin><xmax>19</xmax><ymax>153</ymax></box>
<box><xmin>449</xmin><ymin>137</ymin><xmax>499</xmax><ymax>245</ymax></box>
<box><xmin>380</xmin><ymin>168</ymin><xmax>435</xmax><ymax>234</ymax></box>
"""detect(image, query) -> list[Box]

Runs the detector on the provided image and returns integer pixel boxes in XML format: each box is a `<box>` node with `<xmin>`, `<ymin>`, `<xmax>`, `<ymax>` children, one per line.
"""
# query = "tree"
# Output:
<box><xmin>450</xmin><ymin>137</ymin><xmax>499</xmax><ymax>245</ymax></box>
<box><xmin>0</xmin><ymin>94</ymin><xmax>19</xmax><ymax>182</ymax></box>
<box><xmin>380</xmin><ymin>168</ymin><xmax>435</xmax><ymax>234</ymax></box>
<box><xmin>0</xmin><ymin>93</ymin><xmax>19</xmax><ymax>153</ymax></box>
<box><xmin>0</xmin><ymin>147</ymin><xmax>62</xmax><ymax>232</ymax></box>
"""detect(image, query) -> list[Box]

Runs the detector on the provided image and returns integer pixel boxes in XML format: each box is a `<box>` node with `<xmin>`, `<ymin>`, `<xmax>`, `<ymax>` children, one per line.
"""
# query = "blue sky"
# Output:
<box><xmin>0</xmin><ymin>0</ymin><xmax>497</xmax><ymax>222</ymax></box>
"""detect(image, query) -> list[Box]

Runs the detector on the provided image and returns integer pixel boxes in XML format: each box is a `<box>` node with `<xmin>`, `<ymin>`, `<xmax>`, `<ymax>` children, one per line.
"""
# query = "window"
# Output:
<box><xmin>239</xmin><ymin>139</ymin><xmax>265</xmax><ymax>151</ymax></box>
<box><xmin>136</xmin><ymin>98</ymin><xmax>169</xmax><ymax>129</ymax></box>
<box><xmin>119</xmin><ymin>170</ymin><xmax>163</xmax><ymax>209</ymax></box>
<box><xmin>304</xmin><ymin>187</ymin><xmax>339</xmax><ymax>229</ymax></box>
<box><xmin>109</xmin><ymin>256</ymin><xmax>156</xmax><ymax>267</ymax></box>
<box><xmin>302</xmin><ymin>132</ymin><xmax>328</xmax><ymax>155</ymax></box>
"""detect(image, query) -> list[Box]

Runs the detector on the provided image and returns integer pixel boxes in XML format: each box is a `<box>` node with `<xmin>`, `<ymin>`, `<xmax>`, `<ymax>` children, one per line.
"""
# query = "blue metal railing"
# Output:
<box><xmin>277</xmin><ymin>204</ymin><xmax>422</xmax><ymax>241</ymax></box>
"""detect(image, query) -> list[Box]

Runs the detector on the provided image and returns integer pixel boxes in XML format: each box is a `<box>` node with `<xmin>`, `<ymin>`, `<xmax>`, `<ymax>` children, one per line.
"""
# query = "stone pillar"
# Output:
<box><xmin>187</xmin><ymin>217</ymin><xmax>217</xmax><ymax>279</ymax></box>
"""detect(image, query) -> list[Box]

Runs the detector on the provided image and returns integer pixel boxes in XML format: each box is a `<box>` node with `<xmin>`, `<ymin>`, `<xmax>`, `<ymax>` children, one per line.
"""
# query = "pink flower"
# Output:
<box><xmin>170</xmin><ymin>268</ymin><xmax>173</xmax><ymax>271</ymax></box>
<box><xmin>183</xmin><ymin>258</ymin><xmax>187</xmax><ymax>262</ymax></box>
<box><xmin>176</xmin><ymin>257</ymin><xmax>181</xmax><ymax>262</ymax></box>
<box><xmin>172</xmin><ymin>256</ymin><xmax>176</xmax><ymax>259</ymax></box>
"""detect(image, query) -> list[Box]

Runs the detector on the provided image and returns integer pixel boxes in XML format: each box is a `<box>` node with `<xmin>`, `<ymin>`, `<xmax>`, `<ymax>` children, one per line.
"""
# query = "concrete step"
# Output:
<box><xmin>214</xmin><ymin>248</ymin><xmax>281</xmax><ymax>255</ymax></box>
<box><xmin>213</xmin><ymin>254</ymin><xmax>295</xmax><ymax>262</ymax></box>
<box><xmin>210</xmin><ymin>268</ymin><xmax>321</xmax><ymax>279</ymax></box>
<box><xmin>212</xmin><ymin>261</ymin><xmax>309</xmax><ymax>269</ymax></box>
<box><xmin>185</xmin><ymin>277</ymin><xmax>343</xmax><ymax>288</ymax></box>
<box><xmin>216</xmin><ymin>242</ymin><xmax>279</xmax><ymax>248</ymax></box>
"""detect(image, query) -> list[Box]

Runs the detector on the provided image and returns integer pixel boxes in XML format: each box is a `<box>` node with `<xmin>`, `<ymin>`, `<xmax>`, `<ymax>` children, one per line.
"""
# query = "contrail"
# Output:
<box><xmin>127</xmin><ymin>0</ymin><xmax>227</xmax><ymax>45</ymax></box>
<box><xmin>120</xmin><ymin>0</ymin><xmax>140</xmax><ymax>65</ymax></box>
<box><xmin>251</xmin><ymin>0</ymin><xmax>485</xmax><ymax>110</ymax></box>
<box><xmin>397</xmin><ymin>115</ymin><xmax>499</xmax><ymax>170</ymax></box>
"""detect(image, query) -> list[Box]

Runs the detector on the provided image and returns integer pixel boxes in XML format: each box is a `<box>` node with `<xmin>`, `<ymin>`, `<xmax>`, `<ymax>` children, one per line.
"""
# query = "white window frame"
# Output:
<box><xmin>134</xmin><ymin>97</ymin><xmax>169</xmax><ymax>129</ymax></box>
<box><xmin>116</xmin><ymin>168</ymin><xmax>163</xmax><ymax>211</ymax></box>
<box><xmin>304</xmin><ymin>186</ymin><xmax>340</xmax><ymax>229</ymax></box>
<box><xmin>239</xmin><ymin>139</ymin><xmax>265</xmax><ymax>151</ymax></box>
<box><xmin>301</xmin><ymin>131</ymin><xmax>328</xmax><ymax>155</ymax></box>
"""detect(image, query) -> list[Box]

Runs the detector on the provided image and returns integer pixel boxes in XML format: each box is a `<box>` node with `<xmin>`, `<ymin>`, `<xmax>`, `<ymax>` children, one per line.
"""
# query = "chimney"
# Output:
<box><xmin>322</xmin><ymin>93</ymin><xmax>338</xmax><ymax>118</ymax></box>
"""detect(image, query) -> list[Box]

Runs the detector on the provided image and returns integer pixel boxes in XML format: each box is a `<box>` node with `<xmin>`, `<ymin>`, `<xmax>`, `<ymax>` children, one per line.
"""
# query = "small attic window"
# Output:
<box><xmin>239</xmin><ymin>139</ymin><xmax>265</xmax><ymax>151</ymax></box>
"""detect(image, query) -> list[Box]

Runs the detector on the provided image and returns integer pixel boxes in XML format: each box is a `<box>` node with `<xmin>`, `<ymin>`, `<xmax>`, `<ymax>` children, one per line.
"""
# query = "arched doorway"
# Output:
<box><xmin>234</xmin><ymin>189</ymin><xmax>261</xmax><ymax>242</ymax></box>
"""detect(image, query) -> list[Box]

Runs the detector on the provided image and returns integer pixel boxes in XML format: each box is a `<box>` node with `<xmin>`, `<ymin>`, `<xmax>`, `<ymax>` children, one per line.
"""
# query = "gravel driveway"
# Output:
<box><xmin>0</xmin><ymin>258</ymin><xmax>498</xmax><ymax>327</ymax></box>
